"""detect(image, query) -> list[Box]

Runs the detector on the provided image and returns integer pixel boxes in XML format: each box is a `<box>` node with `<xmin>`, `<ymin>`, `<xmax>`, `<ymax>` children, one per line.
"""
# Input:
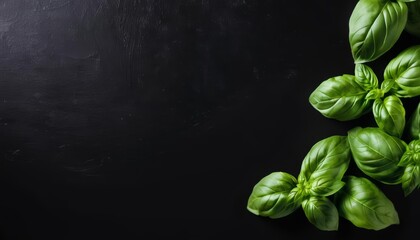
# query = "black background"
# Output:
<box><xmin>1</xmin><ymin>0</ymin><xmax>420</xmax><ymax>239</ymax></box>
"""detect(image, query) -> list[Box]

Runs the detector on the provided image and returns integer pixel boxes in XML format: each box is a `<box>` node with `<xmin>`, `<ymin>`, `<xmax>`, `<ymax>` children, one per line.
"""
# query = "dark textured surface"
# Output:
<box><xmin>1</xmin><ymin>0</ymin><xmax>420</xmax><ymax>239</ymax></box>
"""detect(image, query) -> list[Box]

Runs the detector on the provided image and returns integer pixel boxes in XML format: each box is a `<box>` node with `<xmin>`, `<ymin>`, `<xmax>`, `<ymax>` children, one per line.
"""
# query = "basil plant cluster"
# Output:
<box><xmin>247</xmin><ymin>136</ymin><xmax>399</xmax><ymax>231</ymax></box>
<box><xmin>349</xmin><ymin>0</ymin><xmax>420</xmax><ymax>63</ymax></box>
<box><xmin>247</xmin><ymin>0</ymin><xmax>420</xmax><ymax>233</ymax></box>
<box><xmin>310</xmin><ymin>45</ymin><xmax>420</xmax><ymax>138</ymax></box>
<box><xmin>345</xmin><ymin>102</ymin><xmax>420</xmax><ymax>197</ymax></box>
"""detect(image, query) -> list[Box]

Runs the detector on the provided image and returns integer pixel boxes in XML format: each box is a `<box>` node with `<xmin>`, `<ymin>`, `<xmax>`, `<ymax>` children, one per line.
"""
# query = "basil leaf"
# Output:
<box><xmin>334</xmin><ymin>176</ymin><xmax>400</xmax><ymax>230</ymax></box>
<box><xmin>302</xmin><ymin>196</ymin><xmax>339</xmax><ymax>231</ymax></box>
<box><xmin>372</xmin><ymin>95</ymin><xmax>406</xmax><ymax>137</ymax></box>
<box><xmin>349</xmin><ymin>0</ymin><xmax>408</xmax><ymax>63</ymax></box>
<box><xmin>405</xmin><ymin>0</ymin><xmax>420</xmax><ymax>38</ymax></box>
<box><xmin>407</xmin><ymin>101</ymin><xmax>420</xmax><ymax>140</ymax></box>
<box><xmin>380</xmin><ymin>78</ymin><xmax>397</xmax><ymax>94</ymax></box>
<box><xmin>399</xmin><ymin>139</ymin><xmax>420</xmax><ymax>166</ymax></box>
<box><xmin>348</xmin><ymin>127</ymin><xmax>406</xmax><ymax>184</ymax></box>
<box><xmin>385</xmin><ymin>45</ymin><xmax>420</xmax><ymax>98</ymax></box>
<box><xmin>297</xmin><ymin>136</ymin><xmax>350</xmax><ymax>197</ymax></box>
<box><xmin>247</xmin><ymin>172</ymin><xmax>300</xmax><ymax>218</ymax></box>
<box><xmin>354</xmin><ymin>63</ymin><xmax>379</xmax><ymax>90</ymax></box>
<box><xmin>309</xmin><ymin>180</ymin><xmax>345</xmax><ymax>197</ymax></box>
<box><xmin>399</xmin><ymin>139</ymin><xmax>420</xmax><ymax>196</ymax></box>
<box><xmin>401</xmin><ymin>164</ymin><xmax>420</xmax><ymax>196</ymax></box>
<box><xmin>309</xmin><ymin>74</ymin><xmax>372</xmax><ymax>121</ymax></box>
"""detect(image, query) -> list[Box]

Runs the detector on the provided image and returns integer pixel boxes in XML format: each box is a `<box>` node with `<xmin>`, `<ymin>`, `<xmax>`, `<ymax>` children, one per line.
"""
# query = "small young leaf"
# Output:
<box><xmin>334</xmin><ymin>176</ymin><xmax>400</xmax><ymax>231</ymax></box>
<box><xmin>372</xmin><ymin>95</ymin><xmax>405</xmax><ymax>137</ymax></box>
<box><xmin>380</xmin><ymin>78</ymin><xmax>397</xmax><ymax>94</ymax></box>
<box><xmin>399</xmin><ymin>139</ymin><xmax>420</xmax><ymax>196</ymax></box>
<box><xmin>354</xmin><ymin>63</ymin><xmax>379</xmax><ymax>90</ymax></box>
<box><xmin>401</xmin><ymin>164</ymin><xmax>420</xmax><ymax>196</ymax></box>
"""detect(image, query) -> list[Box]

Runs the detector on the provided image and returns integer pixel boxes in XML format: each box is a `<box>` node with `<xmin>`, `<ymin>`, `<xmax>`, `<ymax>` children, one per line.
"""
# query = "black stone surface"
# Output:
<box><xmin>0</xmin><ymin>0</ymin><xmax>419</xmax><ymax>239</ymax></box>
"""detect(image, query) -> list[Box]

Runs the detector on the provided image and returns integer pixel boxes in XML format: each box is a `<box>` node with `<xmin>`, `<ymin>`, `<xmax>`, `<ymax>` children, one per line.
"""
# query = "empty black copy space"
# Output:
<box><xmin>0</xmin><ymin>1</ymin><xmax>419</xmax><ymax>239</ymax></box>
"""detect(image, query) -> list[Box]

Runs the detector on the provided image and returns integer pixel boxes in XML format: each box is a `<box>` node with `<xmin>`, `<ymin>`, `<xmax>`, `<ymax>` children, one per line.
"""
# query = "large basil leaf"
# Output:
<box><xmin>334</xmin><ymin>176</ymin><xmax>400</xmax><ymax>230</ymax></box>
<box><xmin>407</xmin><ymin>101</ymin><xmax>420</xmax><ymax>140</ymax></box>
<box><xmin>372</xmin><ymin>95</ymin><xmax>405</xmax><ymax>137</ymax></box>
<box><xmin>399</xmin><ymin>139</ymin><xmax>420</xmax><ymax>196</ymax></box>
<box><xmin>302</xmin><ymin>196</ymin><xmax>339</xmax><ymax>231</ymax></box>
<box><xmin>349</xmin><ymin>0</ymin><xmax>408</xmax><ymax>63</ymax></box>
<box><xmin>348</xmin><ymin>127</ymin><xmax>406</xmax><ymax>184</ymax></box>
<box><xmin>309</xmin><ymin>74</ymin><xmax>372</xmax><ymax>121</ymax></box>
<box><xmin>405</xmin><ymin>0</ymin><xmax>420</xmax><ymax>38</ymax></box>
<box><xmin>385</xmin><ymin>45</ymin><xmax>420</xmax><ymax>98</ymax></box>
<box><xmin>297</xmin><ymin>136</ymin><xmax>350</xmax><ymax>197</ymax></box>
<box><xmin>247</xmin><ymin>172</ymin><xmax>300</xmax><ymax>218</ymax></box>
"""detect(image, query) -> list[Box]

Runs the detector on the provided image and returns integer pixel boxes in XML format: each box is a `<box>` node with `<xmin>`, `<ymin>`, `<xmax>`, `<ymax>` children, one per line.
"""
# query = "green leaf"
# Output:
<box><xmin>247</xmin><ymin>172</ymin><xmax>300</xmax><ymax>218</ymax></box>
<box><xmin>349</xmin><ymin>0</ymin><xmax>408</xmax><ymax>63</ymax></box>
<box><xmin>407</xmin><ymin>101</ymin><xmax>420</xmax><ymax>140</ymax></box>
<box><xmin>348</xmin><ymin>127</ymin><xmax>406</xmax><ymax>184</ymax></box>
<box><xmin>372</xmin><ymin>95</ymin><xmax>406</xmax><ymax>137</ymax></box>
<box><xmin>309</xmin><ymin>74</ymin><xmax>372</xmax><ymax>121</ymax></box>
<box><xmin>385</xmin><ymin>45</ymin><xmax>420</xmax><ymax>98</ymax></box>
<box><xmin>297</xmin><ymin>136</ymin><xmax>350</xmax><ymax>197</ymax></box>
<box><xmin>334</xmin><ymin>176</ymin><xmax>400</xmax><ymax>230</ymax></box>
<box><xmin>405</xmin><ymin>0</ymin><xmax>420</xmax><ymax>38</ymax></box>
<box><xmin>401</xmin><ymin>164</ymin><xmax>420</xmax><ymax>196</ymax></box>
<box><xmin>399</xmin><ymin>139</ymin><xmax>420</xmax><ymax>166</ymax></box>
<box><xmin>302</xmin><ymin>196</ymin><xmax>339</xmax><ymax>231</ymax></box>
<box><xmin>381</xmin><ymin>78</ymin><xmax>397</xmax><ymax>94</ymax></box>
<box><xmin>365</xmin><ymin>89</ymin><xmax>385</xmax><ymax>100</ymax></box>
<box><xmin>354</xmin><ymin>63</ymin><xmax>379</xmax><ymax>90</ymax></box>
<box><xmin>309</xmin><ymin>180</ymin><xmax>345</xmax><ymax>197</ymax></box>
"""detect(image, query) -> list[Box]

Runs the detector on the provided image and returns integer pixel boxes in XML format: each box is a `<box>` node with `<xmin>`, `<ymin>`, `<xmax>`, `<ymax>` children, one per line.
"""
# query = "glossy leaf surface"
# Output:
<box><xmin>309</xmin><ymin>75</ymin><xmax>372</xmax><ymax>121</ymax></box>
<box><xmin>334</xmin><ymin>176</ymin><xmax>400</xmax><ymax>230</ymax></box>
<box><xmin>302</xmin><ymin>196</ymin><xmax>339</xmax><ymax>231</ymax></box>
<box><xmin>349</xmin><ymin>0</ymin><xmax>407</xmax><ymax>63</ymax></box>
<box><xmin>298</xmin><ymin>136</ymin><xmax>350</xmax><ymax>197</ymax></box>
<box><xmin>385</xmin><ymin>45</ymin><xmax>420</xmax><ymax>97</ymax></box>
<box><xmin>372</xmin><ymin>95</ymin><xmax>405</xmax><ymax>137</ymax></box>
<box><xmin>348</xmin><ymin>127</ymin><xmax>406</xmax><ymax>184</ymax></box>
<box><xmin>247</xmin><ymin>172</ymin><xmax>299</xmax><ymax>218</ymax></box>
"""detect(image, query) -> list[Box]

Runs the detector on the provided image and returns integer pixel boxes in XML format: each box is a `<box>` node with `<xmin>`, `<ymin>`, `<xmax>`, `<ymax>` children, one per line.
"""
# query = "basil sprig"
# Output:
<box><xmin>310</xmin><ymin>45</ymin><xmax>420</xmax><ymax>138</ymax></box>
<box><xmin>247</xmin><ymin>136</ymin><xmax>350</xmax><ymax>231</ymax></box>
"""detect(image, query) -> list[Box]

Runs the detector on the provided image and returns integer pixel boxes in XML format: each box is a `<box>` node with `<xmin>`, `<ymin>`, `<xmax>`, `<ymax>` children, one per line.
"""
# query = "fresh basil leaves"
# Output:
<box><xmin>247</xmin><ymin>136</ymin><xmax>350</xmax><ymax>231</ymax></box>
<box><xmin>248</xmin><ymin>0</ymin><xmax>420</xmax><ymax>232</ymax></box>
<box><xmin>310</xmin><ymin>46</ymin><xmax>420</xmax><ymax>138</ymax></box>
<box><xmin>334</xmin><ymin>176</ymin><xmax>400</xmax><ymax>230</ymax></box>
<box><xmin>348</xmin><ymin>127</ymin><xmax>406</xmax><ymax>184</ymax></box>
<box><xmin>349</xmin><ymin>0</ymin><xmax>408</xmax><ymax>63</ymax></box>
